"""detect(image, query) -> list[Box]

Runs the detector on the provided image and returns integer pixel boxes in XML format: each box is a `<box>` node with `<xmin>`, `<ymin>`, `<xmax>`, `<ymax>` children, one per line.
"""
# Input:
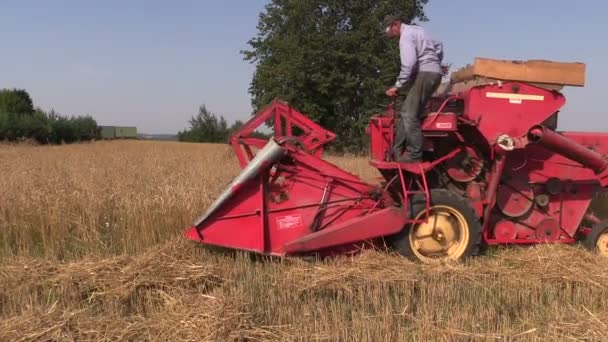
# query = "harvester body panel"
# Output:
<box><xmin>464</xmin><ymin>82</ymin><xmax>566</xmax><ymax>143</ymax></box>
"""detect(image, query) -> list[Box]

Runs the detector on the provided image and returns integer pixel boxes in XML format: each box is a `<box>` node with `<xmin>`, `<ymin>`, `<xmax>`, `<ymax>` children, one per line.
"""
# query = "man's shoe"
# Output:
<box><xmin>395</xmin><ymin>154</ymin><xmax>422</xmax><ymax>163</ymax></box>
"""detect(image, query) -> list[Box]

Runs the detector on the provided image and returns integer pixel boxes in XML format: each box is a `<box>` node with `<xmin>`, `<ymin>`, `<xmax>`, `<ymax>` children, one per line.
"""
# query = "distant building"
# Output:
<box><xmin>98</xmin><ymin>126</ymin><xmax>138</xmax><ymax>139</ymax></box>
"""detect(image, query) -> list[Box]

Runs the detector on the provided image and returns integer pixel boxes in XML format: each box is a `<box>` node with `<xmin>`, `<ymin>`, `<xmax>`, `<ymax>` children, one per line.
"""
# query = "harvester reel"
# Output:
<box><xmin>390</xmin><ymin>189</ymin><xmax>483</xmax><ymax>263</ymax></box>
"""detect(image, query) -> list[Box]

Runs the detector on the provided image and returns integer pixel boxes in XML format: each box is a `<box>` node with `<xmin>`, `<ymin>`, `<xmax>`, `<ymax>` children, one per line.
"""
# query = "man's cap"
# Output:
<box><xmin>383</xmin><ymin>15</ymin><xmax>405</xmax><ymax>28</ymax></box>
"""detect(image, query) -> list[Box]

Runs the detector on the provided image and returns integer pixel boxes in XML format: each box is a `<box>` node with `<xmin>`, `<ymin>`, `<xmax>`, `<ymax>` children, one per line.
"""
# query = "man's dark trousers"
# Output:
<box><xmin>392</xmin><ymin>71</ymin><xmax>443</xmax><ymax>161</ymax></box>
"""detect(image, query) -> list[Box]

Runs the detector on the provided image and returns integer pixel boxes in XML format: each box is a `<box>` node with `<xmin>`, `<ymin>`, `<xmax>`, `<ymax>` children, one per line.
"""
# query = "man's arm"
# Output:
<box><xmin>435</xmin><ymin>41</ymin><xmax>444</xmax><ymax>63</ymax></box>
<box><xmin>395</xmin><ymin>37</ymin><xmax>418</xmax><ymax>88</ymax></box>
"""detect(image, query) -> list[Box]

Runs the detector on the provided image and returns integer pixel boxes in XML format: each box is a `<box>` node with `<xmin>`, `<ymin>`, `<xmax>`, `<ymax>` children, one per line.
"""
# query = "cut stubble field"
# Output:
<box><xmin>2</xmin><ymin>140</ymin><xmax>608</xmax><ymax>341</ymax></box>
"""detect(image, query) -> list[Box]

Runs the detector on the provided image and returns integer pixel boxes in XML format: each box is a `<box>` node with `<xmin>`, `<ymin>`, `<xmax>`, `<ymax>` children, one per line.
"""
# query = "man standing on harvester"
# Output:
<box><xmin>384</xmin><ymin>15</ymin><xmax>445</xmax><ymax>163</ymax></box>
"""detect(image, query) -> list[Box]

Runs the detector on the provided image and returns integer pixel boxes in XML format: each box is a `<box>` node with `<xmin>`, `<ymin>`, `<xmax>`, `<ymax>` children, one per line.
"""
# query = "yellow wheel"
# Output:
<box><xmin>391</xmin><ymin>190</ymin><xmax>482</xmax><ymax>263</ymax></box>
<box><xmin>409</xmin><ymin>205</ymin><xmax>471</xmax><ymax>263</ymax></box>
<box><xmin>597</xmin><ymin>233</ymin><xmax>608</xmax><ymax>257</ymax></box>
<box><xmin>583</xmin><ymin>220</ymin><xmax>608</xmax><ymax>257</ymax></box>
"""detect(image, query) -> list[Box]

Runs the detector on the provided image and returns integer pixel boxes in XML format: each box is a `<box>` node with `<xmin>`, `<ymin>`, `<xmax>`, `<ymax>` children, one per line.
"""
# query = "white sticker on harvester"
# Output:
<box><xmin>436</xmin><ymin>123</ymin><xmax>453</xmax><ymax>129</ymax></box>
<box><xmin>277</xmin><ymin>215</ymin><xmax>303</xmax><ymax>230</ymax></box>
<box><xmin>486</xmin><ymin>92</ymin><xmax>544</xmax><ymax>102</ymax></box>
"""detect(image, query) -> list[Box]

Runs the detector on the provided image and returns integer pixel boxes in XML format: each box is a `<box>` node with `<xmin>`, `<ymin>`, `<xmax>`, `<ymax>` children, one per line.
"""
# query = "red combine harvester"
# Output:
<box><xmin>185</xmin><ymin>58</ymin><xmax>608</xmax><ymax>263</ymax></box>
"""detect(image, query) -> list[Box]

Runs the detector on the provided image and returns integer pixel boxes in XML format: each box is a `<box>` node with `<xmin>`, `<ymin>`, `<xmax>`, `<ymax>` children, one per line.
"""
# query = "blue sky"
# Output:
<box><xmin>1</xmin><ymin>1</ymin><xmax>607</xmax><ymax>134</ymax></box>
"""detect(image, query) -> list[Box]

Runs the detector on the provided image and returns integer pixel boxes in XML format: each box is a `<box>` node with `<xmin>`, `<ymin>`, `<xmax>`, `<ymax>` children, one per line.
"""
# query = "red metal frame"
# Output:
<box><xmin>185</xmin><ymin>142</ymin><xmax>405</xmax><ymax>256</ymax></box>
<box><xmin>230</xmin><ymin>98</ymin><xmax>337</xmax><ymax>169</ymax></box>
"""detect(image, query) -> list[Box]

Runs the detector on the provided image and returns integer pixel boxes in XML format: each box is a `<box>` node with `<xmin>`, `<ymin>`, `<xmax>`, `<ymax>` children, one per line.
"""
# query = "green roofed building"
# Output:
<box><xmin>99</xmin><ymin>126</ymin><xmax>138</xmax><ymax>139</ymax></box>
<box><xmin>115</xmin><ymin>126</ymin><xmax>137</xmax><ymax>138</ymax></box>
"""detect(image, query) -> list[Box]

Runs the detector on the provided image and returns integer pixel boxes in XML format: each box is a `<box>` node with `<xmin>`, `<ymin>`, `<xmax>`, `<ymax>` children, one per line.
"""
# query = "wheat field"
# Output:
<box><xmin>2</xmin><ymin>140</ymin><xmax>608</xmax><ymax>341</ymax></box>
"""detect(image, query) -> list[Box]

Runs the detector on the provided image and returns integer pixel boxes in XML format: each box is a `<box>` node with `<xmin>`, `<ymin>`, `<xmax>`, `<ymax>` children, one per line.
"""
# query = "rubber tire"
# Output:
<box><xmin>390</xmin><ymin>189</ymin><xmax>483</xmax><ymax>263</ymax></box>
<box><xmin>583</xmin><ymin>220</ymin><xmax>608</xmax><ymax>255</ymax></box>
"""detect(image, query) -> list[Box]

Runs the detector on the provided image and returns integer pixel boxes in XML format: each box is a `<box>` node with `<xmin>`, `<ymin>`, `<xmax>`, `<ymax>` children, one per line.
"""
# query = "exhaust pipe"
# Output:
<box><xmin>528</xmin><ymin>125</ymin><xmax>608</xmax><ymax>174</ymax></box>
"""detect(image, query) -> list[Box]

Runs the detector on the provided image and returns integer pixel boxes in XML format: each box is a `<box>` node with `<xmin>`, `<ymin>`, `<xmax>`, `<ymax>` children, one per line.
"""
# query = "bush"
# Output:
<box><xmin>45</xmin><ymin>112</ymin><xmax>100</xmax><ymax>144</ymax></box>
<box><xmin>179</xmin><ymin>105</ymin><xmax>240</xmax><ymax>143</ymax></box>
<box><xmin>0</xmin><ymin>111</ymin><xmax>49</xmax><ymax>142</ymax></box>
<box><xmin>0</xmin><ymin>88</ymin><xmax>34</xmax><ymax>115</ymax></box>
<box><xmin>0</xmin><ymin>89</ymin><xmax>99</xmax><ymax>144</ymax></box>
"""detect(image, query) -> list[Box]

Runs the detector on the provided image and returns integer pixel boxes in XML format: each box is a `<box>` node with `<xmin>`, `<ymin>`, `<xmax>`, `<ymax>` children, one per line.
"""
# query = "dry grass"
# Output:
<box><xmin>2</xmin><ymin>140</ymin><xmax>608</xmax><ymax>341</ymax></box>
<box><xmin>0</xmin><ymin>141</ymin><xmax>241</xmax><ymax>259</ymax></box>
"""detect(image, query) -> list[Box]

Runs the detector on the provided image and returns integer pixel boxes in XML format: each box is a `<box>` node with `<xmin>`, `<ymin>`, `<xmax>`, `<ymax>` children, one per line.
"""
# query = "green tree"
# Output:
<box><xmin>47</xmin><ymin>111</ymin><xmax>99</xmax><ymax>144</ymax></box>
<box><xmin>0</xmin><ymin>88</ymin><xmax>34</xmax><ymax>115</ymax></box>
<box><xmin>0</xmin><ymin>89</ymin><xmax>42</xmax><ymax>142</ymax></box>
<box><xmin>71</xmin><ymin>115</ymin><xmax>99</xmax><ymax>141</ymax></box>
<box><xmin>225</xmin><ymin>119</ymin><xmax>271</xmax><ymax>141</ymax></box>
<box><xmin>228</xmin><ymin>120</ymin><xmax>244</xmax><ymax>136</ymax></box>
<box><xmin>0</xmin><ymin>111</ymin><xmax>50</xmax><ymax>143</ymax></box>
<box><xmin>242</xmin><ymin>0</ymin><xmax>428</xmax><ymax>152</ymax></box>
<box><xmin>178</xmin><ymin>106</ymin><xmax>271</xmax><ymax>144</ymax></box>
<box><xmin>178</xmin><ymin>105</ymin><xmax>230</xmax><ymax>143</ymax></box>
<box><xmin>0</xmin><ymin>88</ymin><xmax>99</xmax><ymax>144</ymax></box>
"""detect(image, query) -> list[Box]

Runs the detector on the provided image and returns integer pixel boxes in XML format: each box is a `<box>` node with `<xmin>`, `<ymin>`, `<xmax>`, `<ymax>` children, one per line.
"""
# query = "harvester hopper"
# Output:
<box><xmin>185</xmin><ymin>58</ymin><xmax>608</xmax><ymax>263</ymax></box>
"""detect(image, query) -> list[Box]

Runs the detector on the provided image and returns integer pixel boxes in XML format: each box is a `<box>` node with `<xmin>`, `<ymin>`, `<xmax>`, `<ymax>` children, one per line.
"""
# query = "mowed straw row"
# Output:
<box><xmin>2</xmin><ymin>241</ymin><xmax>608</xmax><ymax>341</ymax></box>
<box><xmin>2</xmin><ymin>140</ymin><xmax>608</xmax><ymax>341</ymax></box>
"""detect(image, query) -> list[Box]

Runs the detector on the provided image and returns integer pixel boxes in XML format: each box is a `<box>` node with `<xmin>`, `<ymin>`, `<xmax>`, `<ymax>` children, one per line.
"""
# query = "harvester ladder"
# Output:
<box><xmin>397</xmin><ymin>163</ymin><xmax>431</xmax><ymax>223</ymax></box>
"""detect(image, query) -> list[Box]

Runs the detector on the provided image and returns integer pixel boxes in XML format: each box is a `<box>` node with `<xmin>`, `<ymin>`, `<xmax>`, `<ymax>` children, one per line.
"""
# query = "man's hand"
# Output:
<box><xmin>441</xmin><ymin>64</ymin><xmax>450</xmax><ymax>76</ymax></box>
<box><xmin>386</xmin><ymin>87</ymin><xmax>399</xmax><ymax>97</ymax></box>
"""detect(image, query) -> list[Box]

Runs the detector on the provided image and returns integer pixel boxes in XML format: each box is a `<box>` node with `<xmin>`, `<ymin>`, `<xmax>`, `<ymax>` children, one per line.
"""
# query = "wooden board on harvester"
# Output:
<box><xmin>450</xmin><ymin>57</ymin><xmax>586</xmax><ymax>87</ymax></box>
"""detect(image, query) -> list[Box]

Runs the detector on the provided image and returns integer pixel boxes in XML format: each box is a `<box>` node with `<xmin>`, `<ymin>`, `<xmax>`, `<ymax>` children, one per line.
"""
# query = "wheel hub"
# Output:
<box><xmin>409</xmin><ymin>205</ymin><xmax>470</xmax><ymax>262</ymax></box>
<box><xmin>597</xmin><ymin>233</ymin><xmax>608</xmax><ymax>257</ymax></box>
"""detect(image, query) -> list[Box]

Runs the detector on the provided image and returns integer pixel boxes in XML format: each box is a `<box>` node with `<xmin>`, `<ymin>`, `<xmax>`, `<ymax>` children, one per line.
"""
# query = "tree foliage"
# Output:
<box><xmin>0</xmin><ymin>89</ymin><xmax>99</xmax><ymax>144</ymax></box>
<box><xmin>0</xmin><ymin>88</ymin><xmax>34</xmax><ymax>115</ymax></box>
<box><xmin>178</xmin><ymin>105</ymin><xmax>269</xmax><ymax>143</ymax></box>
<box><xmin>46</xmin><ymin>111</ymin><xmax>98</xmax><ymax>144</ymax></box>
<box><xmin>178</xmin><ymin>105</ymin><xmax>229</xmax><ymax>143</ymax></box>
<box><xmin>243</xmin><ymin>0</ymin><xmax>428</xmax><ymax>152</ymax></box>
